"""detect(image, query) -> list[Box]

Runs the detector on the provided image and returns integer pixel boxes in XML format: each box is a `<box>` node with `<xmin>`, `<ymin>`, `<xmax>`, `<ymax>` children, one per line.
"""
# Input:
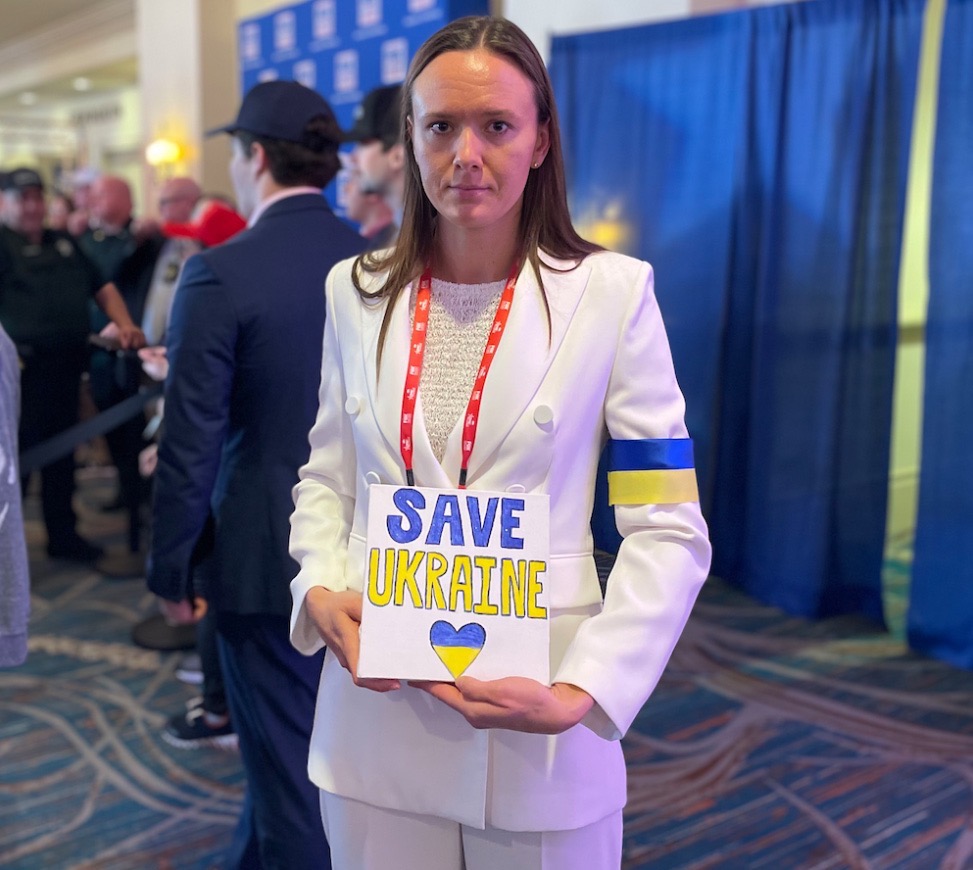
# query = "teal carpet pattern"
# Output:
<box><xmin>1</xmin><ymin>470</ymin><xmax>245</xmax><ymax>870</ymax></box>
<box><xmin>618</xmin><ymin>581</ymin><xmax>973</xmax><ymax>869</ymax></box>
<box><xmin>2</xmin><ymin>473</ymin><xmax>972</xmax><ymax>868</ymax></box>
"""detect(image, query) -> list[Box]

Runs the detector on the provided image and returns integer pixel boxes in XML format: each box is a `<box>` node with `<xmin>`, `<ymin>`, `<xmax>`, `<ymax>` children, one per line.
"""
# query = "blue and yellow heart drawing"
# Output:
<box><xmin>429</xmin><ymin>620</ymin><xmax>486</xmax><ymax>679</ymax></box>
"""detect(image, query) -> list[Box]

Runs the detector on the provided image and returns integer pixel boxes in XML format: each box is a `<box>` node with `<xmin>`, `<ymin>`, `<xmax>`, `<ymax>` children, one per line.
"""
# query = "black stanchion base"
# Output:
<box><xmin>131</xmin><ymin>615</ymin><xmax>196</xmax><ymax>651</ymax></box>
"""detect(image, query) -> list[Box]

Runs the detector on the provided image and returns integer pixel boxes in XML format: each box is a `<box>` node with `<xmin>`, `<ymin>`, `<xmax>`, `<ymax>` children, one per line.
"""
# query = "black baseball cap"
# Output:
<box><xmin>207</xmin><ymin>80</ymin><xmax>343</xmax><ymax>146</ymax></box>
<box><xmin>343</xmin><ymin>84</ymin><xmax>403</xmax><ymax>147</ymax></box>
<box><xmin>1</xmin><ymin>167</ymin><xmax>44</xmax><ymax>192</ymax></box>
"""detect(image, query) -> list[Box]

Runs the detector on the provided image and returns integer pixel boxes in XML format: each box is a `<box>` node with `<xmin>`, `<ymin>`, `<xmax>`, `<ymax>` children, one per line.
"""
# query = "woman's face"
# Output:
<box><xmin>409</xmin><ymin>48</ymin><xmax>549</xmax><ymax>238</ymax></box>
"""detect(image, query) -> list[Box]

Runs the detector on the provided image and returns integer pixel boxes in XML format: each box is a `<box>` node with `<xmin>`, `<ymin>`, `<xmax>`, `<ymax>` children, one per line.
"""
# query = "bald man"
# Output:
<box><xmin>158</xmin><ymin>176</ymin><xmax>202</xmax><ymax>226</ymax></box>
<box><xmin>140</xmin><ymin>177</ymin><xmax>203</xmax><ymax>346</ymax></box>
<box><xmin>78</xmin><ymin>176</ymin><xmax>141</xmax><ymax>290</ymax></box>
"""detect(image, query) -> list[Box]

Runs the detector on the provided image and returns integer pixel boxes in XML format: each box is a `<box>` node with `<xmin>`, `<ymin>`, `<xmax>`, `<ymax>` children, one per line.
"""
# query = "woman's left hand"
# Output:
<box><xmin>409</xmin><ymin>677</ymin><xmax>594</xmax><ymax>735</ymax></box>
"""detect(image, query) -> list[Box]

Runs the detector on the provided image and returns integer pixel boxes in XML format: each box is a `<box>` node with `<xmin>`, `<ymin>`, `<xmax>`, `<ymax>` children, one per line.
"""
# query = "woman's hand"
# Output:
<box><xmin>409</xmin><ymin>677</ymin><xmax>594</xmax><ymax>734</ymax></box>
<box><xmin>304</xmin><ymin>587</ymin><xmax>400</xmax><ymax>692</ymax></box>
<box><xmin>138</xmin><ymin>346</ymin><xmax>169</xmax><ymax>382</ymax></box>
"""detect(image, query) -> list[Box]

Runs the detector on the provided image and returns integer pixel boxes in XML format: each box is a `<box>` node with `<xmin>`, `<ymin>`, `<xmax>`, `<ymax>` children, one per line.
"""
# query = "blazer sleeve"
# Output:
<box><xmin>553</xmin><ymin>261</ymin><xmax>712</xmax><ymax>741</ymax></box>
<box><xmin>147</xmin><ymin>255</ymin><xmax>236</xmax><ymax>600</ymax></box>
<box><xmin>288</xmin><ymin>266</ymin><xmax>359</xmax><ymax>654</ymax></box>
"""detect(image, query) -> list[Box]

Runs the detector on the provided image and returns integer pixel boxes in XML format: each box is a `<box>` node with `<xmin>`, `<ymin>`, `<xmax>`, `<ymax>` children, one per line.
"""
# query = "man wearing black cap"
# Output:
<box><xmin>147</xmin><ymin>81</ymin><xmax>364</xmax><ymax>869</ymax></box>
<box><xmin>343</xmin><ymin>83</ymin><xmax>404</xmax><ymax>245</ymax></box>
<box><xmin>0</xmin><ymin>167</ymin><xmax>145</xmax><ymax>562</ymax></box>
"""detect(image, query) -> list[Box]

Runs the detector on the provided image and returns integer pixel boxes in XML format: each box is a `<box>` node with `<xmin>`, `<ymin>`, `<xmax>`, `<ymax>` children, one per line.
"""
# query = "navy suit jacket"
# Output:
<box><xmin>148</xmin><ymin>193</ymin><xmax>366</xmax><ymax>615</ymax></box>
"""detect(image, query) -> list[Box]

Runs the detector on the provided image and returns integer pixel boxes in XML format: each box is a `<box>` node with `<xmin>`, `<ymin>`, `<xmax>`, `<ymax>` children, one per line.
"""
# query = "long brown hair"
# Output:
<box><xmin>352</xmin><ymin>15</ymin><xmax>602</xmax><ymax>366</ymax></box>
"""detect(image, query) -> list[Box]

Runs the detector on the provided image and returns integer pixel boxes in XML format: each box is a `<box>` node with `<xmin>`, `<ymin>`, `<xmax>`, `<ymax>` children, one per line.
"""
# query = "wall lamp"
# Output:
<box><xmin>145</xmin><ymin>137</ymin><xmax>183</xmax><ymax>167</ymax></box>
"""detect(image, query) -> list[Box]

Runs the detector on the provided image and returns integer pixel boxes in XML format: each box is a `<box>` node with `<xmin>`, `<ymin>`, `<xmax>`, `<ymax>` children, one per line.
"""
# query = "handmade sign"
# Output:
<box><xmin>357</xmin><ymin>485</ymin><xmax>550</xmax><ymax>683</ymax></box>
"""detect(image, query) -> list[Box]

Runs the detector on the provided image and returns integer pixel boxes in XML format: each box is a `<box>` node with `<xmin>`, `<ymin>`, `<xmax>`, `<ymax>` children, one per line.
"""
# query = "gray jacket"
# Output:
<box><xmin>0</xmin><ymin>323</ymin><xmax>29</xmax><ymax>667</ymax></box>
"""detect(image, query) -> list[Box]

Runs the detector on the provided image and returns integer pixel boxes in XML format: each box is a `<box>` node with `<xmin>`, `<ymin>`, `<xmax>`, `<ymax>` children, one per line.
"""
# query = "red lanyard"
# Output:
<box><xmin>401</xmin><ymin>262</ymin><xmax>519</xmax><ymax>488</ymax></box>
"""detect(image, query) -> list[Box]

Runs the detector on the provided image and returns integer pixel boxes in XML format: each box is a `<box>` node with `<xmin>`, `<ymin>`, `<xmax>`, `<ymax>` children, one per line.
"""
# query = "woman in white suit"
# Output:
<box><xmin>289</xmin><ymin>15</ymin><xmax>711</xmax><ymax>870</ymax></box>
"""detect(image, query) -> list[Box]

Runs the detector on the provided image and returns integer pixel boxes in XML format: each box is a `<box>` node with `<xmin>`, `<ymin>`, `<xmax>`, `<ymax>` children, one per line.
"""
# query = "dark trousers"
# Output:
<box><xmin>19</xmin><ymin>349</ymin><xmax>86</xmax><ymax>544</ymax></box>
<box><xmin>90</xmin><ymin>350</ymin><xmax>145</xmax><ymax>551</ymax></box>
<box><xmin>216</xmin><ymin>612</ymin><xmax>330</xmax><ymax>870</ymax></box>
<box><xmin>197</xmin><ymin>606</ymin><xmax>227</xmax><ymax>718</ymax></box>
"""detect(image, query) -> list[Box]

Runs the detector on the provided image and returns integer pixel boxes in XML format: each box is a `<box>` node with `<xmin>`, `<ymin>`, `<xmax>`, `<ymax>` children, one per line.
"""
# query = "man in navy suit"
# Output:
<box><xmin>147</xmin><ymin>80</ymin><xmax>365</xmax><ymax>869</ymax></box>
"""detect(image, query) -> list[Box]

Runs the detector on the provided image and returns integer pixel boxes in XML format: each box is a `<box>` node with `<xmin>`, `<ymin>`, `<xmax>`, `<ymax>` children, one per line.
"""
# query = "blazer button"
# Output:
<box><xmin>533</xmin><ymin>404</ymin><xmax>554</xmax><ymax>426</ymax></box>
<box><xmin>365</xmin><ymin>471</ymin><xmax>382</xmax><ymax>486</ymax></box>
<box><xmin>345</xmin><ymin>396</ymin><xmax>361</xmax><ymax>415</ymax></box>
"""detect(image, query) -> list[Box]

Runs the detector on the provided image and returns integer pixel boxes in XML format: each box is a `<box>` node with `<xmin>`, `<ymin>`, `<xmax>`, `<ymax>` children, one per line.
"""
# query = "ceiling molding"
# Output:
<box><xmin>0</xmin><ymin>0</ymin><xmax>135</xmax><ymax>98</ymax></box>
<box><xmin>0</xmin><ymin>0</ymin><xmax>134</xmax><ymax>62</ymax></box>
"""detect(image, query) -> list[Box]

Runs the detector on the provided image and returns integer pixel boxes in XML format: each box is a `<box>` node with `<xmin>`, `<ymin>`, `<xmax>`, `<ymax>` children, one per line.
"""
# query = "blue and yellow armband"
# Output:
<box><xmin>607</xmin><ymin>438</ymin><xmax>699</xmax><ymax>505</ymax></box>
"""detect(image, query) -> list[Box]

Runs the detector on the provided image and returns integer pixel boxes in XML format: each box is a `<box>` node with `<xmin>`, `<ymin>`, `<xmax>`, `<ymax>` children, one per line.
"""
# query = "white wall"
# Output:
<box><xmin>502</xmin><ymin>0</ymin><xmax>690</xmax><ymax>61</ymax></box>
<box><xmin>135</xmin><ymin>0</ymin><xmax>238</xmax><ymax>213</ymax></box>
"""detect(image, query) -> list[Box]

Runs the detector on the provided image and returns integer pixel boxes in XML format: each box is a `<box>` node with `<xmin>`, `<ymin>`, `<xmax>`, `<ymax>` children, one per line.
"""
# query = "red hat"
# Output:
<box><xmin>163</xmin><ymin>200</ymin><xmax>246</xmax><ymax>247</ymax></box>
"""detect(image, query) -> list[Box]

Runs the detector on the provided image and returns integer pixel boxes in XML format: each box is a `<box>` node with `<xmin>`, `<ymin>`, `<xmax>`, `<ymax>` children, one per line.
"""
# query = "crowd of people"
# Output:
<box><xmin>0</xmin><ymin>15</ymin><xmax>710</xmax><ymax>870</ymax></box>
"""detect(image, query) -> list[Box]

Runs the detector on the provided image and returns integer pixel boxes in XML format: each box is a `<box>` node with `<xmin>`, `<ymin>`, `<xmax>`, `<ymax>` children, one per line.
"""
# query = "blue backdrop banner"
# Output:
<box><xmin>551</xmin><ymin>0</ymin><xmax>924</xmax><ymax>621</ymax></box>
<box><xmin>237</xmin><ymin>0</ymin><xmax>486</xmax><ymax>211</ymax></box>
<box><xmin>909</xmin><ymin>0</ymin><xmax>973</xmax><ymax>669</ymax></box>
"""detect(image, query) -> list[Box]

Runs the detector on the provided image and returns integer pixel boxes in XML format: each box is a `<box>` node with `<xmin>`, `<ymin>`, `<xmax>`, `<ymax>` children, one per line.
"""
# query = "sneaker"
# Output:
<box><xmin>46</xmin><ymin>534</ymin><xmax>105</xmax><ymax>563</ymax></box>
<box><xmin>162</xmin><ymin>699</ymin><xmax>237</xmax><ymax>750</ymax></box>
<box><xmin>175</xmin><ymin>653</ymin><xmax>203</xmax><ymax>685</ymax></box>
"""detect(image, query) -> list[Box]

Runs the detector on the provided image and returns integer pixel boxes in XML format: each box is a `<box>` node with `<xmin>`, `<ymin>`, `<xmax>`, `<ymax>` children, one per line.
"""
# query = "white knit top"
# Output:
<box><xmin>412</xmin><ymin>277</ymin><xmax>507</xmax><ymax>461</ymax></box>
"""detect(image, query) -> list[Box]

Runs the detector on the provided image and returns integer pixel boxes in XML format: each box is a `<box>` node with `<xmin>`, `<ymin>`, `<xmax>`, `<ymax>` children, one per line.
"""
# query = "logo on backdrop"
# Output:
<box><xmin>293</xmin><ymin>59</ymin><xmax>317</xmax><ymax>89</ymax></box>
<box><xmin>381</xmin><ymin>38</ymin><xmax>409</xmax><ymax>83</ymax></box>
<box><xmin>408</xmin><ymin>0</ymin><xmax>437</xmax><ymax>11</ymax></box>
<box><xmin>274</xmin><ymin>11</ymin><xmax>297</xmax><ymax>52</ymax></box>
<box><xmin>257</xmin><ymin>68</ymin><xmax>279</xmax><ymax>83</ymax></box>
<box><xmin>312</xmin><ymin>0</ymin><xmax>337</xmax><ymax>40</ymax></box>
<box><xmin>357</xmin><ymin>0</ymin><xmax>383</xmax><ymax>29</ymax></box>
<box><xmin>335</xmin><ymin>50</ymin><xmax>359</xmax><ymax>94</ymax></box>
<box><xmin>241</xmin><ymin>24</ymin><xmax>261</xmax><ymax>64</ymax></box>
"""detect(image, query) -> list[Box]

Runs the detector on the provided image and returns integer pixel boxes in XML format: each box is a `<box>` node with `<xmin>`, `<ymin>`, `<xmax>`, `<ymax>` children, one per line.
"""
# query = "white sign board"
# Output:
<box><xmin>358</xmin><ymin>485</ymin><xmax>550</xmax><ymax>683</ymax></box>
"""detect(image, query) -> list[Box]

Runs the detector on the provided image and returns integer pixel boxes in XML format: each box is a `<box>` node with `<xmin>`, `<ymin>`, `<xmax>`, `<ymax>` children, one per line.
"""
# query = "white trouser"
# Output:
<box><xmin>320</xmin><ymin>791</ymin><xmax>623</xmax><ymax>870</ymax></box>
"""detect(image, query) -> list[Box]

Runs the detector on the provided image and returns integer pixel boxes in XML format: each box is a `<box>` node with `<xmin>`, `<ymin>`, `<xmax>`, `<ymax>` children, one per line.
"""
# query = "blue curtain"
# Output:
<box><xmin>552</xmin><ymin>0</ymin><xmax>924</xmax><ymax>620</ymax></box>
<box><xmin>909</xmin><ymin>0</ymin><xmax>973</xmax><ymax>668</ymax></box>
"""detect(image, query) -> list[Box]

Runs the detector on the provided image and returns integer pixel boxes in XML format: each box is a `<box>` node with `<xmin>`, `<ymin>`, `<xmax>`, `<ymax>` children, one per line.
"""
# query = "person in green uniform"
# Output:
<box><xmin>0</xmin><ymin>167</ymin><xmax>145</xmax><ymax>562</ymax></box>
<box><xmin>79</xmin><ymin>175</ymin><xmax>165</xmax><ymax>538</ymax></box>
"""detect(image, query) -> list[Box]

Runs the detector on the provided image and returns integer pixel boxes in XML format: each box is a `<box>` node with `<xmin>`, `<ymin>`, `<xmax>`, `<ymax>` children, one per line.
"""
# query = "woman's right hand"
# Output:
<box><xmin>304</xmin><ymin>587</ymin><xmax>401</xmax><ymax>692</ymax></box>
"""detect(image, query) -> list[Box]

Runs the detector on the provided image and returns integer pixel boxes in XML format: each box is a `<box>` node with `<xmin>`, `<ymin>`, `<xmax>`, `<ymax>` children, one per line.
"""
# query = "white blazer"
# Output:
<box><xmin>289</xmin><ymin>250</ymin><xmax>711</xmax><ymax>832</ymax></box>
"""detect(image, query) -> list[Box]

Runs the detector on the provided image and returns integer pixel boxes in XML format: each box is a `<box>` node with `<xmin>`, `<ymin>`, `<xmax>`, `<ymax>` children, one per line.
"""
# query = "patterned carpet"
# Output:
<box><xmin>619</xmin><ymin>582</ymin><xmax>973</xmax><ymax>869</ymax></box>
<box><xmin>2</xmin><ymin>470</ymin><xmax>972</xmax><ymax>869</ymax></box>
<box><xmin>1</xmin><ymin>468</ymin><xmax>244</xmax><ymax>870</ymax></box>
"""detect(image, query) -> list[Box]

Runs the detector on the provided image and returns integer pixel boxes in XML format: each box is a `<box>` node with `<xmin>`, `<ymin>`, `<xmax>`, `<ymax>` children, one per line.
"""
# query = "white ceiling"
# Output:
<box><xmin>0</xmin><ymin>59</ymin><xmax>138</xmax><ymax>113</ymax></box>
<box><xmin>0</xmin><ymin>0</ymin><xmax>138</xmax><ymax>114</ymax></box>
<box><xmin>0</xmin><ymin>0</ymin><xmax>109</xmax><ymax>49</ymax></box>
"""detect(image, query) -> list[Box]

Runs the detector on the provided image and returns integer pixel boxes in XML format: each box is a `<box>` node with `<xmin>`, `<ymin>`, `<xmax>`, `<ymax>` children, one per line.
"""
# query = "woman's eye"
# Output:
<box><xmin>489</xmin><ymin>121</ymin><xmax>509</xmax><ymax>134</ymax></box>
<box><xmin>430</xmin><ymin>122</ymin><xmax>450</xmax><ymax>133</ymax></box>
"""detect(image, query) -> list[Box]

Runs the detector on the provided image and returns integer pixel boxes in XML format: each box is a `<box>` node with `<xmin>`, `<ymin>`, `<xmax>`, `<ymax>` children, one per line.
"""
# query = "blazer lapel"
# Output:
<box><xmin>440</xmin><ymin>256</ymin><xmax>592</xmax><ymax>483</ymax></box>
